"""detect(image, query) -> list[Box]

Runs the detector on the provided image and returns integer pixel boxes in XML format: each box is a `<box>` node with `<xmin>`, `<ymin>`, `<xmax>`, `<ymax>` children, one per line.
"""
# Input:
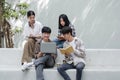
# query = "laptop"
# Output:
<box><xmin>40</xmin><ymin>42</ymin><xmax>57</xmax><ymax>54</ymax></box>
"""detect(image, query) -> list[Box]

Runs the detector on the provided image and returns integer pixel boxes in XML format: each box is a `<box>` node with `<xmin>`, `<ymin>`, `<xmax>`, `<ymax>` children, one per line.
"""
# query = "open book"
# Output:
<box><xmin>59</xmin><ymin>45</ymin><xmax>74</xmax><ymax>55</ymax></box>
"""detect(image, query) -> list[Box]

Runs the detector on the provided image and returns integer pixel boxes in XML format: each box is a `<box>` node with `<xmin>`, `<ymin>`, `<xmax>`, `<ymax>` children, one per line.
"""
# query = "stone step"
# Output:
<box><xmin>0</xmin><ymin>48</ymin><xmax>120</xmax><ymax>80</ymax></box>
<box><xmin>0</xmin><ymin>65</ymin><xmax>120</xmax><ymax>80</ymax></box>
<box><xmin>0</xmin><ymin>48</ymin><xmax>120</xmax><ymax>66</ymax></box>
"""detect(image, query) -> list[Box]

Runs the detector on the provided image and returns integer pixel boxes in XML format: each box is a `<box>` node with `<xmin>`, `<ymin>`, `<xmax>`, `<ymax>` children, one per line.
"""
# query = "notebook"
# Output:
<box><xmin>40</xmin><ymin>42</ymin><xmax>57</xmax><ymax>54</ymax></box>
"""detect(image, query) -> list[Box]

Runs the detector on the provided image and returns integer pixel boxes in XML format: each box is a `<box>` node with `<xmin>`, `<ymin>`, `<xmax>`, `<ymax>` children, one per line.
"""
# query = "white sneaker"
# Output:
<box><xmin>22</xmin><ymin>62</ymin><xmax>33</xmax><ymax>71</ymax></box>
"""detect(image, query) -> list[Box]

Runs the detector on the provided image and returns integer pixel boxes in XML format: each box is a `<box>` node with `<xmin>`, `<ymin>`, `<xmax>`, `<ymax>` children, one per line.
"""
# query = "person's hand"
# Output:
<box><xmin>35</xmin><ymin>34</ymin><xmax>41</xmax><ymax>39</ymax></box>
<box><xmin>51</xmin><ymin>54</ymin><xmax>57</xmax><ymax>59</ymax></box>
<box><xmin>64</xmin><ymin>53</ymin><xmax>70</xmax><ymax>56</ymax></box>
<box><xmin>29</xmin><ymin>34</ymin><xmax>34</xmax><ymax>37</ymax></box>
<box><xmin>37</xmin><ymin>52</ymin><xmax>43</xmax><ymax>58</ymax></box>
<box><xmin>57</xmin><ymin>35</ymin><xmax>65</xmax><ymax>40</ymax></box>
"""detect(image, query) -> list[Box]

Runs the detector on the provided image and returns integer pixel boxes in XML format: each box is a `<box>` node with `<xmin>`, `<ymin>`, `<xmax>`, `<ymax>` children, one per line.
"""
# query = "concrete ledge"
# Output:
<box><xmin>0</xmin><ymin>48</ymin><xmax>120</xmax><ymax>66</ymax></box>
<box><xmin>0</xmin><ymin>65</ymin><xmax>120</xmax><ymax>80</ymax></box>
<box><xmin>0</xmin><ymin>48</ymin><xmax>120</xmax><ymax>80</ymax></box>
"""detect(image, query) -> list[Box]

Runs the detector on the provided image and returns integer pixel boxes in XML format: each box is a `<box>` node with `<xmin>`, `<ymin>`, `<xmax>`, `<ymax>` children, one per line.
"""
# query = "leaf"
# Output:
<box><xmin>19</xmin><ymin>10</ymin><xmax>27</xmax><ymax>16</ymax></box>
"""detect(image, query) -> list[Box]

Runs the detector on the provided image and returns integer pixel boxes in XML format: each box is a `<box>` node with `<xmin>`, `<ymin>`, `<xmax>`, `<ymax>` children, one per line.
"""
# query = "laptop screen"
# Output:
<box><xmin>40</xmin><ymin>42</ymin><xmax>57</xmax><ymax>54</ymax></box>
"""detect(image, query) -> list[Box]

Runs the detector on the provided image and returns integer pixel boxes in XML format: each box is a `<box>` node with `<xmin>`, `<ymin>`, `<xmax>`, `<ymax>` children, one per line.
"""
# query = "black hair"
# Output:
<box><xmin>59</xmin><ymin>14</ymin><xmax>70</xmax><ymax>29</ymax></box>
<box><xmin>27</xmin><ymin>10</ymin><xmax>35</xmax><ymax>17</ymax></box>
<box><xmin>42</xmin><ymin>26</ymin><xmax>51</xmax><ymax>33</ymax></box>
<box><xmin>61</xmin><ymin>26</ymin><xmax>72</xmax><ymax>35</ymax></box>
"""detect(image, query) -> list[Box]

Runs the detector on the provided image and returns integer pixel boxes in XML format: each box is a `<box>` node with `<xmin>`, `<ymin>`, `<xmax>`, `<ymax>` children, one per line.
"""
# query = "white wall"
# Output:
<box><xmin>7</xmin><ymin>0</ymin><xmax>120</xmax><ymax>49</ymax></box>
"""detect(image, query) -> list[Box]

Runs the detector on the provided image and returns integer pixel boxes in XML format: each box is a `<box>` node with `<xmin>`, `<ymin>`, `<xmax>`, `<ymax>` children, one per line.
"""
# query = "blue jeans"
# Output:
<box><xmin>34</xmin><ymin>55</ymin><xmax>55</xmax><ymax>80</ymax></box>
<box><xmin>53</xmin><ymin>38</ymin><xmax>65</xmax><ymax>48</ymax></box>
<box><xmin>57</xmin><ymin>62</ymin><xmax>85</xmax><ymax>80</ymax></box>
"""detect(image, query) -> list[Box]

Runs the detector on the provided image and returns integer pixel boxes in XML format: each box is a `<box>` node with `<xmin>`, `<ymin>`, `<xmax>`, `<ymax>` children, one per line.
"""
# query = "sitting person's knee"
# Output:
<box><xmin>28</xmin><ymin>38</ymin><xmax>34</xmax><ymax>43</ymax></box>
<box><xmin>57</xmin><ymin>66</ymin><xmax>63</xmax><ymax>71</ymax></box>
<box><xmin>76</xmin><ymin>63</ymin><xmax>85</xmax><ymax>70</ymax></box>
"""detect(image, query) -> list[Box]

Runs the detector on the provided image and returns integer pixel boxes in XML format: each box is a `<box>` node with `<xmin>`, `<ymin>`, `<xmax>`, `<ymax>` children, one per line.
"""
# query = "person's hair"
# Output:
<box><xmin>42</xmin><ymin>26</ymin><xmax>51</xmax><ymax>33</ymax></box>
<box><xmin>27</xmin><ymin>10</ymin><xmax>35</xmax><ymax>17</ymax></box>
<box><xmin>59</xmin><ymin>14</ymin><xmax>70</xmax><ymax>29</ymax></box>
<box><xmin>61</xmin><ymin>26</ymin><xmax>72</xmax><ymax>35</ymax></box>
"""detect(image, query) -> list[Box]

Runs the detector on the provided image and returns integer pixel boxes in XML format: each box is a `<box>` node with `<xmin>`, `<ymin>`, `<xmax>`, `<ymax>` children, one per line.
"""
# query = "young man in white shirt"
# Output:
<box><xmin>21</xmin><ymin>10</ymin><xmax>43</xmax><ymax>66</ymax></box>
<box><xmin>57</xmin><ymin>27</ymin><xmax>86</xmax><ymax>80</ymax></box>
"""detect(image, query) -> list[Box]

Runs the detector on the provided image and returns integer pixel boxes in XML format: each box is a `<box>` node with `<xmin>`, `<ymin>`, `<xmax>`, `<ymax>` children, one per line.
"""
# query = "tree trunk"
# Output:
<box><xmin>3</xmin><ymin>19</ymin><xmax>14</xmax><ymax>48</ymax></box>
<box><xmin>0</xmin><ymin>0</ymin><xmax>5</xmax><ymax>48</ymax></box>
<box><xmin>0</xmin><ymin>0</ymin><xmax>14</xmax><ymax>48</ymax></box>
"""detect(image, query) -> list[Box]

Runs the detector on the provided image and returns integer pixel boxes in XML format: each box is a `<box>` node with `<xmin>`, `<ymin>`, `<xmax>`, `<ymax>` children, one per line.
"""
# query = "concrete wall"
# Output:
<box><xmin>6</xmin><ymin>0</ymin><xmax>120</xmax><ymax>49</ymax></box>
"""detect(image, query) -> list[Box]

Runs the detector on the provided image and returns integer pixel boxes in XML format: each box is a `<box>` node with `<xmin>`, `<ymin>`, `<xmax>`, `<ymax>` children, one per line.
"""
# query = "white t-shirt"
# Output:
<box><xmin>23</xmin><ymin>21</ymin><xmax>43</xmax><ymax>39</ymax></box>
<box><xmin>67</xmin><ymin>37</ymin><xmax>85</xmax><ymax>65</ymax></box>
